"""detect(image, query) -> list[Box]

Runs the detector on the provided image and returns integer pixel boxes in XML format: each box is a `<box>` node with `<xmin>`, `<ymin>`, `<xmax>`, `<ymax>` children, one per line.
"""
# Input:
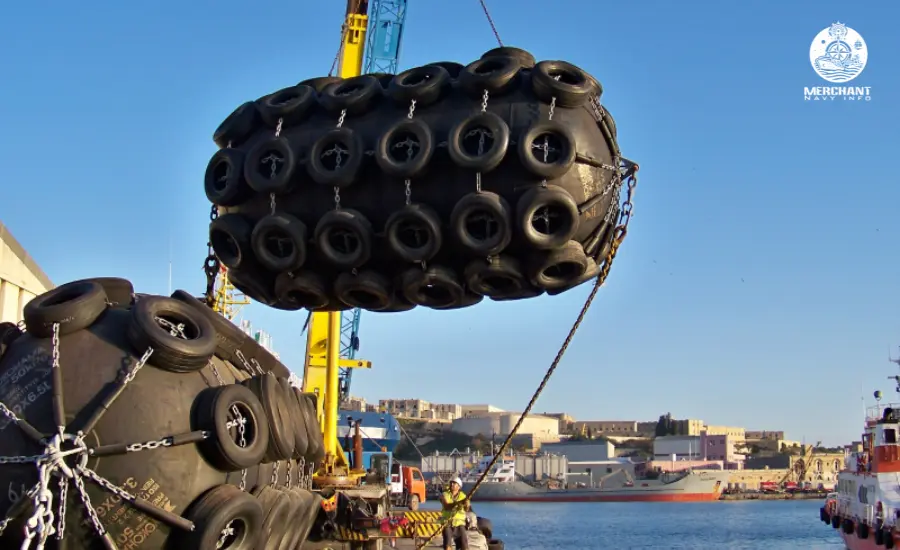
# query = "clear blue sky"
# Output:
<box><xmin>1</xmin><ymin>1</ymin><xmax>898</xmax><ymax>447</ymax></box>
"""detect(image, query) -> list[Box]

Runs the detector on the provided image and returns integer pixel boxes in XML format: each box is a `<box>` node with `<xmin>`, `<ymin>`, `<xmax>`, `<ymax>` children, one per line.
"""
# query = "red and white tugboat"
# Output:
<box><xmin>820</xmin><ymin>378</ymin><xmax>900</xmax><ymax>548</ymax></box>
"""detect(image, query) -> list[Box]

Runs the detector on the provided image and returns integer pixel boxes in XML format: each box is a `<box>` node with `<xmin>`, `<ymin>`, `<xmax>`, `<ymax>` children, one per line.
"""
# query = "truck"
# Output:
<box><xmin>390</xmin><ymin>462</ymin><xmax>427</xmax><ymax>511</ymax></box>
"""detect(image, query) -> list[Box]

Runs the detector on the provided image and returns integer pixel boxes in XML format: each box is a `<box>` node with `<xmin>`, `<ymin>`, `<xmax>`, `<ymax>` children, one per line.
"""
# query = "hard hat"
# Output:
<box><xmin>450</xmin><ymin>476</ymin><xmax>463</xmax><ymax>486</ymax></box>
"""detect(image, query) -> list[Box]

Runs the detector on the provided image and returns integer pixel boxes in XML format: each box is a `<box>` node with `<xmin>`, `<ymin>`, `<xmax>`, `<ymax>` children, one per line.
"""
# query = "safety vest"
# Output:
<box><xmin>441</xmin><ymin>490</ymin><xmax>467</xmax><ymax>527</ymax></box>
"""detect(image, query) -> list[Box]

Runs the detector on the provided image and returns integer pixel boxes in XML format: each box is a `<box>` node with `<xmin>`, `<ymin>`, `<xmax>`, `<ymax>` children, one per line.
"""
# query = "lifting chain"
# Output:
<box><xmin>204</xmin><ymin>203</ymin><xmax>221</xmax><ymax>307</ymax></box>
<box><xmin>416</xmin><ymin>161</ymin><xmax>639</xmax><ymax>550</ymax></box>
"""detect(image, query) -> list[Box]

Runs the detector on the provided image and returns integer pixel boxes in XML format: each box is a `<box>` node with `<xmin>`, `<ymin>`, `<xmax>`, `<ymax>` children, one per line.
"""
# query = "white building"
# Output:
<box><xmin>541</xmin><ymin>440</ymin><xmax>616</xmax><ymax>461</ymax></box>
<box><xmin>461</xmin><ymin>404</ymin><xmax>505</xmax><ymax>416</ymax></box>
<box><xmin>0</xmin><ymin>221</ymin><xmax>53</xmax><ymax>324</ymax></box>
<box><xmin>451</xmin><ymin>412</ymin><xmax>559</xmax><ymax>441</ymax></box>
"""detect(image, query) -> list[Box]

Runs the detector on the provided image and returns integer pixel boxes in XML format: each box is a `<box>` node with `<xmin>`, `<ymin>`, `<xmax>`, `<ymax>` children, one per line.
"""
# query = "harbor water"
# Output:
<box><xmin>422</xmin><ymin>500</ymin><xmax>842</xmax><ymax>549</ymax></box>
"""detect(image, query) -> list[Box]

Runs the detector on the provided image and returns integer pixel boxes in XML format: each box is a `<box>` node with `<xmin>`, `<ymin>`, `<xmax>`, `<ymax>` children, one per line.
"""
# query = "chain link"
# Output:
<box><xmin>0</xmin><ymin>455</ymin><xmax>43</xmax><ymax>464</ymax></box>
<box><xmin>285</xmin><ymin>460</ymin><xmax>293</xmax><ymax>488</ymax></box>
<box><xmin>56</xmin><ymin>472</ymin><xmax>68</xmax><ymax>540</ymax></box>
<box><xmin>275</xmin><ymin>118</ymin><xmax>284</xmax><ymax>138</ymax></box>
<box><xmin>204</xmin><ymin>204</ymin><xmax>221</xmax><ymax>307</ymax></box>
<box><xmin>121</xmin><ymin>348</ymin><xmax>154</xmax><ymax>387</ymax></box>
<box><xmin>230</xmin><ymin>403</ymin><xmax>248</xmax><ymax>491</ymax></box>
<box><xmin>270</xmin><ymin>192</ymin><xmax>277</xmax><ymax>215</ymax></box>
<box><xmin>548</xmin><ymin>96</ymin><xmax>557</xmax><ymax>121</ymax></box>
<box><xmin>270</xmin><ymin>461</ymin><xmax>280</xmax><ymax>486</ymax></box>
<box><xmin>481</xmin><ymin>89</ymin><xmax>489</xmax><ymax>112</ymax></box>
<box><xmin>336</xmin><ymin>109</ymin><xmax>347</xmax><ymax>128</ymax></box>
<box><xmin>72</xmin><ymin>469</ymin><xmax>106</xmax><ymax>536</ymax></box>
<box><xmin>209</xmin><ymin>360</ymin><xmax>226</xmax><ymax>386</ymax></box>
<box><xmin>407</xmin><ymin>99</ymin><xmax>417</xmax><ymax>119</ymax></box>
<box><xmin>404</xmin><ymin>180</ymin><xmax>412</xmax><ymax>205</ymax></box>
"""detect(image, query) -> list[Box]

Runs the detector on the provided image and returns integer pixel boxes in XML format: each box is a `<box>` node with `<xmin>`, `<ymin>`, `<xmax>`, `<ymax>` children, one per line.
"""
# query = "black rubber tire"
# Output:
<box><xmin>481</xmin><ymin>46</ymin><xmax>536</xmax><ymax>69</ymax></box>
<box><xmin>459</xmin><ymin>56</ymin><xmax>521</xmax><ymax>96</ymax></box>
<box><xmin>385</xmin><ymin>203</ymin><xmax>442</xmax><ymax>262</ymax></box>
<box><xmin>296</xmin><ymin>390</ymin><xmax>325</xmax><ymax>464</ymax></box>
<box><xmin>876</xmin><ymin>528</ymin><xmax>885</xmax><ymax>545</ymax></box>
<box><xmin>23</xmin><ymin>280</ymin><xmax>108</xmax><ymax>338</ymax></box>
<box><xmin>425</xmin><ymin>61</ymin><xmax>464</xmax><ymax>78</ymax></box>
<box><xmin>546</xmin><ymin>257</ymin><xmax>600</xmax><ymax>296</ymax></box>
<box><xmin>298</xmin><ymin>76</ymin><xmax>342</xmax><ymax>92</ymax></box>
<box><xmin>79</xmin><ymin>277</ymin><xmax>134</xmax><ymax>308</ymax></box>
<box><xmin>387</xmin><ymin>65</ymin><xmax>450</xmax><ymax>107</ymax></box>
<box><xmin>171</xmin><ymin>290</ymin><xmax>248</xmax><ymax>363</ymax></box>
<box><xmin>375</xmin><ymin>118</ymin><xmax>435</xmax><ymax>179</ymax></box>
<box><xmin>251</xmin><ymin>213</ymin><xmax>308</xmax><ymax>273</ymax></box>
<box><xmin>447</xmin><ymin>112</ymin><xmax>510</xmax><ymax>172</ymax></box>
<box><xmin>205</xmin><ymin>148</ymin><xmax>252</xmax><ymax>207</ymax></box>
<box><xmin>214</xmin><ymin>102</ymin><xmax>260</xmax><ymax>148</ymax></box>
<box><xmin>450</xmin><ymin>192</ymin><xmax>512</xmax><ymax>256</ymax></box>
<box><xmin>278</xmin><ymin>490</ymin><xmax>307</xmax><ymax>550</ymax></box>
<box><xmin>243</xmin><ymin>375</ymin><xmax>295</xmax><ymax>462</ymax></box>
<box><xmin>288</xmin><ymin>487</ymin><xmax>323</xmax><ymax>545</ymax></box>
<box><xmin>210</xmin><ymin>214</ymin><xmax>255</xmax><ymax>270</ymax></box>
<box><xmin>257</xmin><ymin>85</ymin><xmax>316</xmax><ymax>128</ymax></box>
<box><xmin>400</xmin><ymin>265</ymin><xmax>465</xmax><ymax>309</ymax></box>
<box><xmin>886</xmin><ymin>528</ymin><xmax>895</xmax><ymax>548</ymax></box>
<box><xmin>278</xmin><ymin>378</ymin><xmax>309</xmax><ymax>459</ymax></box>
<box><xmin>477</xmin><ymin>516</ymin><xmax>494</xmax><ymax>539</ymax></box>
<box><xmin>531</xmin><ymin>60</ymin><xmax>599</xmax><ymax>108</ymax></box>
<box><xmin>319</xmin><ymin>75</ymin><xmax>382</xmax><ymax>116</ymax></box>
<box><xmin>0</xmin><ymin>322</ymin><xmax>22</xmax><ymax>357</ymax></box>
<box><xmin>464</xmin><ymin>256</ymin><xmax>530</xmax><ymax>300</ymax></box>
<box><xmin>488</xmin><ymin>539</ymin><xmax>505</xmax><ymax>550</ymax></box>
<box><xmin>244</xmin><ymin>137</ymin><xmax>297</xmax><ymax>194</ymax></box>
<box><xmin>274</xmin><ymin>271</ymin><xmax>330</xmax><ymax>311</ymax></box>
<box><xmin>528</xmin><ymin>241</ymin><xmax>590</xmax><ymax>291</ymax></box>
<box><xmin>255</xmin><ymin>486</ymin><xmax>292</xmax><ymax>550</ymax></box>
<box><xmin>516</xmin><ymin>185</ymin><xmax>580</xmax><ymax>250</ymax></box>
<box><xmin>335</xmin><ymin>271</ymin><xmax>393</xmax><ymax>311</ymax></box>
<box><xmin>307</xmin><ymin>128</ymin><xmax>365</xmax><ymax>188</ymax></box>
<box><xmin>194</xmin><ymin>384</ymin><xmax>270</xmax><ymax>471</ymax></box>
<box><xmin>203</xmin><ymin>53</ymin><xmax>624</xmax><ymax>311</ymax></box>
<box><xmin>178</xmin><ymin>484</ymin><xmax>263</xmax><ymax>550</ymax></box>
<box><xmin>314</xmin><ymin>208</ymin><xmax>374</xmax><ymax>269</ymax></box>
<box><xmin>517</xmin><ymin>120</ymin><xmax>578</xmax><ymax>179</ymax></box>
<box><xmin>125</xmin><ymin>296</ymin><xmax>217</xmax><ymax>372</ymax></box>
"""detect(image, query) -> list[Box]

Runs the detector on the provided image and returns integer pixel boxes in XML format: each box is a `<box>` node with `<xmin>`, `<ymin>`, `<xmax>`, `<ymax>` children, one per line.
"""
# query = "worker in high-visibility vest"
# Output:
<box><xmin>440</xmin><ymin>476</ymin><xmax>470</xmax><ymax>549</ymax></box>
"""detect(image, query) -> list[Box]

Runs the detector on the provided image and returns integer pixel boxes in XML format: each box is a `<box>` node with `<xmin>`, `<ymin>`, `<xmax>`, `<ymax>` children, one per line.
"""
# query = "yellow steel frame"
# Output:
<box><xmin>303</xmin><ymin>0</ymin><xmax>370</xmax><ymax>480</ymax></box>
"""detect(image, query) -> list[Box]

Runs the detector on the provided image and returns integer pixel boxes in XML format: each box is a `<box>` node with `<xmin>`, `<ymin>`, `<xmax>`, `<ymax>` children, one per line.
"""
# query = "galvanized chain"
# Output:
<box><xmin>472</xmin><ymin>90</ymin><xmax>490</xmax><ymax>194</ymax></box>
<box><xmin>72</xmin><ymin>471</ymin><xmax>105</xmax><ymax>537</ymax></box>
<box><xmin>121</xmin><ymin>348</ymin><xmax>154</xmax><ymax>387</ymax></box>
<box><xmin>217</xmin><ymin>521</ymin><xmax>236</xmax><ymax>549</ymax></box>
<box><xmin>230</xmin><ymin>403</ymin><xmax>248</xmax><ymax>491</ymax></box>
<box><xmin>234</xmin><ymin>350</ymin><xmax>264</xmax><ymax>376</ymax></box>
<box><xmin>270</xmin><ymin>461</ymin><xmax>280</xmax><ymax>486</ymax></box>
<box><xmin>0</xmin><ymin>454</ymin><xmax>44</xmax><ymax>464</ymax></box>
<box><xmin>155</xmin><ymin>316</ymin><xmax>187</xmax><ymax>339</ymax></box>
<box><xmin>204</xmin><ymin>204</ymin><xmax>221</xmax><ymax>307</ymax></box>
<box><xmin>336</xmin><ymin>109</ymin><xmax>347</xmax><ymax>129</ymax></box>
<box><xmin>269</xmin><ymin>192</ymin><xmax>277</xmax><ymax>215</ymax></box>
<box><xmin>275</xmin><ymin>118</ymin><xmax>284</xmax><ymax>138</ymax></box>
<box><xmin>209</xmin><ymin>360</ymin><xmax>226</xmax><ymax>386</ymax></box>
<box><xmin>249</xmin><ymin>358</ymin><xmax>265</xmax><ymax>376</ymax></box>
<box><xmin>403</xmin><ymin>99</ymin><xmax>418</xmax><ymax>205</ymax></box>
<box><xmin>417</xmin><ymin>164</ymin><xmax>639</xmax><ymax>549</ymax></box>
<box><xmin>284</xmin><ymin>460</ymin><xmax>293</xmax><ymax>488</ymax></box>
<box><xmin>22</xmin><ymin>461</ymin><xmax>56</xmax><ymax>549</ymax></box>
<box><xmin>55</xmin><ymin>473</ymin><xmax>67</xmax><ymax>540</ymax></box>
<box><xmin>123</xmin><ymin>435</ymin><xmax>177</xmax><ymax>453</ymax></box>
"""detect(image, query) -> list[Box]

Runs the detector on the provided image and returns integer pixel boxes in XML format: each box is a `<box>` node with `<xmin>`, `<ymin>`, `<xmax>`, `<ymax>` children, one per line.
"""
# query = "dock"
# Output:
<box><xmin>721</xmin><ymin>491</ymin><xmax>827</xmax><ymax>501</ymax></box>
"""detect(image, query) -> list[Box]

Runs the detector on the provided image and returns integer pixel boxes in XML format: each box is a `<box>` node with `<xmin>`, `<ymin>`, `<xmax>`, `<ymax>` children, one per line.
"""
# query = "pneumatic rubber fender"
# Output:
<box><xmin>0</xmin><ymin>304</ymin><xmax>239</xmax><ymax>548</ymax></box>
<box><xmin>205</xmin><ymin>48</ymin><xmax>623</xmax><ymax>310</ymax></box>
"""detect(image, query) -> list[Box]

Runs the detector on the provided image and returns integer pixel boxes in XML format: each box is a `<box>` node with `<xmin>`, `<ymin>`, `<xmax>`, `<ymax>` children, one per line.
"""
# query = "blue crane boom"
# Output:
<box><xmin>363</xmin><ymin>0</ymin><xmax>408</xmax><ymax>74</ymax></box>
<box><xmin>337</xmin><ymin>0</ymin><xmax>408</xmax><ymax>402</ymax></box>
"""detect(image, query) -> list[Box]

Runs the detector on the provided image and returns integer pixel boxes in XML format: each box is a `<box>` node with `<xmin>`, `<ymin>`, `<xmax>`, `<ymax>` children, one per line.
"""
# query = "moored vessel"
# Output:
<box><xmin>818</xmin><ymin>358</ymin><xmax>900</xmax><ymax>548</ymax></box>
<box><xmin>460</xmin><ymin>455</ymin><xmax>728</xmax><ymax>502</ymax></box>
